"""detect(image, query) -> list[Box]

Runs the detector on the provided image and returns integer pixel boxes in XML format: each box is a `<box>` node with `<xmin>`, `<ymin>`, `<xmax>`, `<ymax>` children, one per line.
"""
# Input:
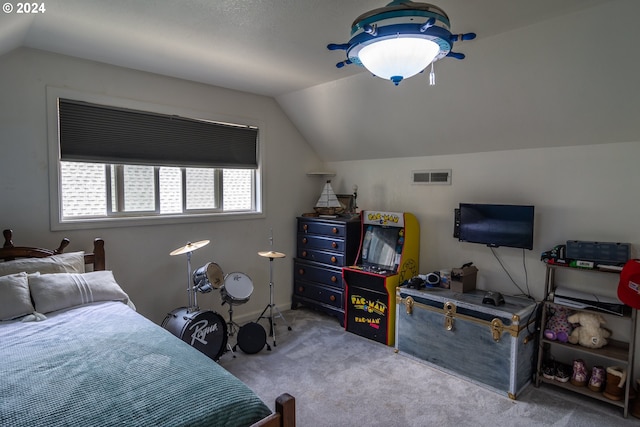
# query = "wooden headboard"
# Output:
<box><xmin>0</xmin><ymin>229</ymin><xmax>106</xmax><ymax>271</ymax></box>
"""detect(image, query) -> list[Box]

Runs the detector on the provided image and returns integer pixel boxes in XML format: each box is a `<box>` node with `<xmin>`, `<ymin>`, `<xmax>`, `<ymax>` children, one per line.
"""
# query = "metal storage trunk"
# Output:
<box><xmin>395</xmin><ymin>287</ymin><xmax>538</xmax><ymax>399</ymax></box>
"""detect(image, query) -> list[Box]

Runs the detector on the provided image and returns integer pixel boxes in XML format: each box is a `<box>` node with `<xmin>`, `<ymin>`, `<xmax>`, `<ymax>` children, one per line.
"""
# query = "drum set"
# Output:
<box><xmin>162</xmin><ymin>237</ymin><xmax>288</xmax><ymax>361</ymax></box>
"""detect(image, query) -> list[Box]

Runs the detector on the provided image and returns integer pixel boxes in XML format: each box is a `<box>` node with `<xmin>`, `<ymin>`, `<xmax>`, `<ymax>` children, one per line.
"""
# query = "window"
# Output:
<box><xmin>52</xmin><ymin>95</ymin><xmax>261</xmax><ymax>228</ymax></box>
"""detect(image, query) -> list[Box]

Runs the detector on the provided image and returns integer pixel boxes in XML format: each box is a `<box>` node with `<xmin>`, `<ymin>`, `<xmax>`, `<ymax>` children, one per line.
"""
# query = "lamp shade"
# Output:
<box><xmin>356</xmin><ymin>37</ymin><xmax>440</xmax><ymax>84</ymax></box>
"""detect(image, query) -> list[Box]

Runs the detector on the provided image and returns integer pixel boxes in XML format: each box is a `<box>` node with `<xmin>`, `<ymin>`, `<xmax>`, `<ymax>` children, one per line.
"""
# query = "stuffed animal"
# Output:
<box><xmin>544</xmin><ymin>306</ymin><xmax>573</xmax><ymax>343</ymax></box>
<box><xmin>567</xmin><ymin>312</ymin><xmax>611</xmax><ymax>349</ymax></box>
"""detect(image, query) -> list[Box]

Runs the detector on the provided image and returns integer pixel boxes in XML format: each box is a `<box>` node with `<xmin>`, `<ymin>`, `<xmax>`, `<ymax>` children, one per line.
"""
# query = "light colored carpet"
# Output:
<box><xmin>219</xmin><ymin>308</ymin><xmax>638</xmax><ymax>426</ymax></box>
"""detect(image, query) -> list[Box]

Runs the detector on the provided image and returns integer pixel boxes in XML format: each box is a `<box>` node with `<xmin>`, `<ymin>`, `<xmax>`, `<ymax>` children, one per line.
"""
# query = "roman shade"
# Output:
<box><xmin>58</xmin><ymin>99</ymin><xmax>258</xmax><ymax>168</ymax></box>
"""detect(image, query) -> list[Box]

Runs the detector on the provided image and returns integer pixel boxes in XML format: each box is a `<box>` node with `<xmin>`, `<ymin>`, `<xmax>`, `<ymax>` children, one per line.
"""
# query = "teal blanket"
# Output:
<box><xmin>0</xmin><ymin>302</ymin><xmax>271</xmax><ymax>426</ymax></box>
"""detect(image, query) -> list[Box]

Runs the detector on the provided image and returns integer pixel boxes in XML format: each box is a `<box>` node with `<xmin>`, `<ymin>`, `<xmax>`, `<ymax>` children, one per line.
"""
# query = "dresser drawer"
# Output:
<box><xmin>298</xmin><ymin>220</ymin><xmax>347</xmax><ymax>238</ymax></box>
<box><xmin>294</xmin><ymin>260</ymin><xmax>343</xmax><ymax>289</ymax></box>
<box><xmin>294</xmin><ymin>280</ymin><xmax>343</xmax><ymax>309</ymax></box>
<box><xmin>296</xmin><ymin>248</ymin><xmax>345</xmax><ymax>266</ymax></box>
<box><xmin>297</xmin><ymin>234</ymin><xmax>346</xmax><ymax>252</ymax></box>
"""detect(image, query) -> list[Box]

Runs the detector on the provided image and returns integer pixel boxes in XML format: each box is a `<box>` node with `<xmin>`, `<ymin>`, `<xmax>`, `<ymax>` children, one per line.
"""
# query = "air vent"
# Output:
<box><xmin>412</xmin><ymin>169</ymin><xmax>451</xmax><ymax>185</ymax></box>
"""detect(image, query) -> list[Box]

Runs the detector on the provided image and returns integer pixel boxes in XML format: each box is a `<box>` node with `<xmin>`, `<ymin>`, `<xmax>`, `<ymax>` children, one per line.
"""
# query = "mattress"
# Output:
<box><xmin>0</xmin><ymin>301</ymin><xmax>271</xmax><ymax>426</ymax></box>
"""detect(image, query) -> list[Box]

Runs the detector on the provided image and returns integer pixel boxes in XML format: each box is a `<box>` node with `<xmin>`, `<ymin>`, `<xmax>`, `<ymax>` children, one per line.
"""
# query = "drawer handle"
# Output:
<box><xmin>332</xmin><ymin>227</ymin><xmax>338</xmax><ymax>234</ymax></box>
<box><xmin>302</xmin><ymin>237</ymin><xmax>308</xmax><ymax>244</ymax></box>
<box><xmin>303</xmin><ymin>224</ymin><xmax>308</xmax><ymax>232</ymax></box>
<box><xmin>301</xmin><ymin>250</ymin><xmax>307</xmax><ymax>257</ymax></box>
<box><xmin>331</xmin><ymin>275</ymin><xmax>338</xmax><ymax>282</ymax></box>
<box><xmin>330</xmin><ymin>256</ymin><xmax>337</xmax><ymax>263</ymax></box>
<box><xmin>330</xmin><ymin>295</ymin><xmax>336</xmax><ymax>302</ymax></box>
<box><xmin>298</xmin><ymin>286</ymin><xmax>304</xmax><ymax>293</ymax></box>
<box><xmin>298</xmin><ymin>269</ymin><xmax>305</xmax><ymax>275</ymax></box>
<box><xmin>331</xmin><ymin>241</ymin><xmax>338</xmax><ymax>248</ymax></box>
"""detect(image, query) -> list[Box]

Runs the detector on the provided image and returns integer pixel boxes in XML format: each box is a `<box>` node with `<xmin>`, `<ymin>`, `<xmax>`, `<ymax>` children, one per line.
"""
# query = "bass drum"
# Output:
<box><xmin>162</xmin><ymin>308</ymin><xmax>228</xmax><ymax>361</ymax></box>
<box><xmin>221</xmin><ymin>272</ymin><xmax>254</xmax><ymax>305</ymax></box>
<box><xmin>237</xmin><ymin>322</ymin><xmax>267</xmax><ymax>354</ymax></box>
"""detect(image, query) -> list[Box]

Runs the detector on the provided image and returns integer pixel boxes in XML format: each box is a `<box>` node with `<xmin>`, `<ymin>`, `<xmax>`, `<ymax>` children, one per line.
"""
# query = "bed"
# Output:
<box><xmin>0</xmin><ymin>229</ymin><xmax>295</xmax><ymax>427</ymax></box>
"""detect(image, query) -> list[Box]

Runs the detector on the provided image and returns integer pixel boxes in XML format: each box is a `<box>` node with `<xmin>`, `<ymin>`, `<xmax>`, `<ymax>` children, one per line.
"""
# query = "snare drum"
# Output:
<box><xmin>192</xmin><ymin>262</ymin><xmax>224</xmax><ymax>293</ymax></box>
<box><xmin>220</xmin><ymin>272</ymin><xmax>254</xmax><ymax>305</ymax></box>
<box><xmin>162</xmin><ymin>308</ymin><xmax>228</xmax><ymax>361</ymax></box>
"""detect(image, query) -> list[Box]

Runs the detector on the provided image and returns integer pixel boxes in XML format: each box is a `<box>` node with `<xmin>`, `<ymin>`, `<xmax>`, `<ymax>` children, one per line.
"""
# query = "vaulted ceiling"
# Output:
<box><xmin>2</xmin><ymin>0</ymin><xmax>637</xmax><ymax>161</ymax></box>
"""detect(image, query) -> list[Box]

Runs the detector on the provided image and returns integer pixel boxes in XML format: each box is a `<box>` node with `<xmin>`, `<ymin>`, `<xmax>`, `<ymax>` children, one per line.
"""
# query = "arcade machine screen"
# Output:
<box><xmin>361</xmin><ymin>225</ymin><xmax>403</xmax><ymax>273</ymax></box>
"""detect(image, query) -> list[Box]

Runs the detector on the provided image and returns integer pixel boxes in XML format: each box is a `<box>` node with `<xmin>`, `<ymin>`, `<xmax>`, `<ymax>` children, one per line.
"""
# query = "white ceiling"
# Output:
<box><xmin>2</xmin><ymin>0</ymin><xmax>637</xmax><ymax>161</ymax></box>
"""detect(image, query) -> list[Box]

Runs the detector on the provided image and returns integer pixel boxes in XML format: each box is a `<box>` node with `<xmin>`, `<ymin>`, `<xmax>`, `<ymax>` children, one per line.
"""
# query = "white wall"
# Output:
<box><xmin>0</xmin><ymin>47</ymin><xmax>325</xmax><ymax>324</ymax></box>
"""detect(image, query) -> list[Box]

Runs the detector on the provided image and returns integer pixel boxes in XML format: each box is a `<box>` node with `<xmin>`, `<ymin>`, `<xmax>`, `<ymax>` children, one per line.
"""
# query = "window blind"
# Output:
<box><xmin>59</xmin><ymin>99</ymin><xmax>258</xmax><ymax>168</ymax></box>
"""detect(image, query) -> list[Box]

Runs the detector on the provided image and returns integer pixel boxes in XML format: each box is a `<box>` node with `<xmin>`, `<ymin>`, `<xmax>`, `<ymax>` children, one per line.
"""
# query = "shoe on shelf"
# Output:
<box><xmin>571</xmin><ymin>359</ymin><xmax>588</xmax><ymax>387</ymax></box>
<box><xmin>588</xmin><ymin>366</ymin><xmax>605</xmax><ymax>392</ymax></box>
<box><xmin>603</xmin><ymin>366</ymin><xmax>627</xmax><ymax>401</ymax></box>
<box><xmin>542</xmin><ymin>361</ymin><xmax>556</xmax><ymax>380</ymax></box>
<box><xmin>555</xmin><ymin>363</ymin><xmax>572</xmax><ymax>383</ymax></box>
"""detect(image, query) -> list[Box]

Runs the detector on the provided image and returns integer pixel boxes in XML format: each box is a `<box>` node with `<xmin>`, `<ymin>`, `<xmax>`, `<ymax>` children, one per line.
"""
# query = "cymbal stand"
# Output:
<box><xmin>224</xmin><ymin>302</ymin><xmax>238</xmax><ymax>358</ymax></box>
<box><xmin>256</xmin><ymin>231</ymin><xmax>291</xmax><ymax>348</ymax></box>
<box><xmin>224</xmin><ymin>301</ymin><xmax>241</xmax><ymax>337</ymax></box>
<box><xmin>186</xmin><ymin>251</ymin><xmax>198</xmax><ymax>312</ymax></box>
<box><xmin>170</xmin><ymin>240</ymin><xmax>210</xmax><ymax>313</ymax></box>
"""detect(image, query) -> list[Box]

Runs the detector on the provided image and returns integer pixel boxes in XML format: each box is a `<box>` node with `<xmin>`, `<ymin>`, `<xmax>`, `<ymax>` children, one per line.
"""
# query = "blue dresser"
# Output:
<box><xmin>395</xmin><ymin>287</ymin><xmax>538</xmax><ymax>399</ymax></box>
<box><xmin>292</xmin><ymin>216</ymin><xmax>361</xmax><ymax>325</ymax></box>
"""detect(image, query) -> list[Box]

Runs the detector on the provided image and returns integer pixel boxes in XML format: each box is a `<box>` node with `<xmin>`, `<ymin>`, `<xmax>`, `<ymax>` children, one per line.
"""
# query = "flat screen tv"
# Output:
<box><xmin>458</xmin><ymin>203</ymin><xmax>535</xmax><ymax>250</ymax></box>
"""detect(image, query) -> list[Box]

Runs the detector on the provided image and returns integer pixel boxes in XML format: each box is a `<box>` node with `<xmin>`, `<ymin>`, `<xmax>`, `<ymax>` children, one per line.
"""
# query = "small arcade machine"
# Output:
<box><xmin>343</xmin><ymin>211</ymin><xmax>420</xmax><ymax>345</ymax></box>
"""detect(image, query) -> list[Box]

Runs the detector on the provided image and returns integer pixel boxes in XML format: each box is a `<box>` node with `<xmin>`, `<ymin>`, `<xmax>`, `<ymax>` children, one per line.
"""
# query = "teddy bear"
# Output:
<box><xmin>544</xmin><ymin>305</ymin><xmax>573</xmax><ymax>343</ymax></box>
<box><xmin>567</xmin><ymin>312</ymin><xmax>611</xmax><ymax>349</ymax></box>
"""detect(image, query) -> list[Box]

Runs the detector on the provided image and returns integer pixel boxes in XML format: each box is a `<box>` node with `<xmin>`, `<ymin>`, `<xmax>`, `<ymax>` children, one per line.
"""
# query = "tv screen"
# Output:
<box><xmin>361</xmin><ymin>225</ymin><xmax>403</xmax><ymax>271</ymax></box>
<box><xmin>458</xmin><ymin>203</ymin><xmax>535</xmax><ymax>250</ymax></box>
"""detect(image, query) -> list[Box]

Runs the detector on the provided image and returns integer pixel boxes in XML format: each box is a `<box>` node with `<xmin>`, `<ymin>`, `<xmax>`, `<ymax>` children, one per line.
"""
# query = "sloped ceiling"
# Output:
<box><xmin>2</xmin><ymin>0</ymin><xmax>638</xmax><ymax>161</ymax></box>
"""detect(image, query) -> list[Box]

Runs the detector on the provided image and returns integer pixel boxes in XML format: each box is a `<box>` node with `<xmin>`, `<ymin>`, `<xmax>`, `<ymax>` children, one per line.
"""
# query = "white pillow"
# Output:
<box><xmin>0</xmin><ymin>272</ymin><xmax>36</xmax><ymax>321</ymax></box>
<box><xmin>29</xmin><ymin>270</ymin><xmax>129</xmax><ymax>314</ymax></box>
<box><xmin>0</xmin><ymin>251</ymin><xmax>85</xmax><ymax>276</ymax></box>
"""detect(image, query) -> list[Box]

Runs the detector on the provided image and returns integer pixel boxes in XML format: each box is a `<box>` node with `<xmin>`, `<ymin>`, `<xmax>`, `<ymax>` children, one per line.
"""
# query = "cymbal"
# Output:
<box><xmin>170</xmin><ymin>240</ymin><xmax>210</xmax><ymax>256</ymax></box>
<box><xmin>258</xmin><ymin>250</ymin><xmax>286</xmax><ymax>259</ymax></box>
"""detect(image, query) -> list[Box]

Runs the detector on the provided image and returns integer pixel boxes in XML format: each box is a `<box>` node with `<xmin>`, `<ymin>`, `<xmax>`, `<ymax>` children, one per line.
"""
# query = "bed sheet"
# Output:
<box><xmin>0</xmin><ymin>301</ymin><xmax>271</xmax><ymax>426</ymax></box>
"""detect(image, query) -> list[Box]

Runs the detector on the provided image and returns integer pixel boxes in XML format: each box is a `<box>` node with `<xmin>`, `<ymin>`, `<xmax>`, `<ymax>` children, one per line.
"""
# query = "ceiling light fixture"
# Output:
<box><xmin>328</xmin><ymin>0</ymin><xmax>476</xmax><ymax>86</ymax></box>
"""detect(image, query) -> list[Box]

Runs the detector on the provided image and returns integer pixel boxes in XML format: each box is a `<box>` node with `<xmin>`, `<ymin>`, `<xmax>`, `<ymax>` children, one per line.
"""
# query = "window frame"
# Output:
<box><xmin>47</xmin><ymin>87</ymin><xmax>264</xmax><ymax>231</ymax></box>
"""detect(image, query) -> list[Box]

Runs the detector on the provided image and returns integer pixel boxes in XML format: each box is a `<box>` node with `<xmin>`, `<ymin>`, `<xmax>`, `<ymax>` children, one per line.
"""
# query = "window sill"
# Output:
<box><xmin>51</xmin><ymin>211</ymin><xmax>265</xmax><ymax>231</ymax></box>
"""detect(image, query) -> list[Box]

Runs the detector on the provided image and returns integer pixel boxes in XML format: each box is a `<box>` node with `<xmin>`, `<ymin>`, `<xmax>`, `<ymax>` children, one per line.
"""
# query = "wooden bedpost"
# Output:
<box><xmin>3</xmin><ymin>229</ymin><xmax>13</xmax><ymax>248</ymax></box>
<box><xmin>276</xmin><ymin>393</ymin><xmax>295</xmax><ymax>427</ymax></box>
<box><xmin>53</xmin><ymin>238</ymin><xmax>70</xmax><ymax>254</ymax></box>
<box><xmin>93</xmin><ymin>238</ymin><xmax>106</xmax><ymax>271</ymax></box>
<box><xmin>79</xmin><ymin>238</ymin><xmax>105</xmax><ymax>270</ymax></box>
<box><xmin>250</xmin><ymin>393</ymin><xmax>296</xmax><ymax>427</ymax></box>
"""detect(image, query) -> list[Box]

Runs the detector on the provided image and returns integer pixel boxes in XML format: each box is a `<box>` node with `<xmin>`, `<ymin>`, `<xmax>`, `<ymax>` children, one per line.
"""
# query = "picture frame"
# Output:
<box><xmin>337</xmin><ymin>194</ymin><xmax>355</xmax><ymax>213</ymax></box>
